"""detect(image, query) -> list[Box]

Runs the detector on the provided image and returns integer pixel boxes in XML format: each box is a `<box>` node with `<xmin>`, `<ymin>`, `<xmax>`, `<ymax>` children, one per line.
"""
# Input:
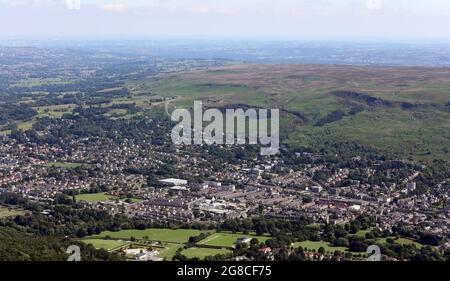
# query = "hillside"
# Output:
<box><xmin>134</xmin><ymin>64</ymin><xmax>450</xmax><ymax>161</ymax></box>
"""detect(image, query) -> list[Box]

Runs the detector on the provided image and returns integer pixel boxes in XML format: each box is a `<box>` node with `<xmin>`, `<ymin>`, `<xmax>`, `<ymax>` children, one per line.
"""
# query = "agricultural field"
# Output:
<box><xmin>132</xmin><ymin>64</ymin><xmax>450</xmax><ymax>161</ymax></box>
<box><xmin>198</xmin><ymin>232</ymin><xmax>270</xmax><ymax>248</ymax></box>
<box><xmin>88</xmin><ymin>228</ymin><xmax>203</xmax><ymax>244</ymax></box>
<box><xmin>11</xmin><ymin>78</ymin><xmax>73</xmax><ymax>87</ymax></box>
<box><xmin>181</xmin><ymin>247</ymin><xmax>232</xmax><ymax>259</ymax></box>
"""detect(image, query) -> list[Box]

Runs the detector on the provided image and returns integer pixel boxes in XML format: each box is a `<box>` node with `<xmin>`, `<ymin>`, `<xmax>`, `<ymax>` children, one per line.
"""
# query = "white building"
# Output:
<box><xmin>158</xmin><ymin>178</ymin><xmax>188</xmax><ymax>186</ymax></box>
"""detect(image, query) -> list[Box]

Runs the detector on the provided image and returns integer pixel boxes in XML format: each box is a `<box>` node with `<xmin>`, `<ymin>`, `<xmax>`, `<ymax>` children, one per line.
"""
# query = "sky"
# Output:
<box><xmin>0</xmin><ymin>0</ymin><xmax>450</xmax><ymax>40</ymax></box>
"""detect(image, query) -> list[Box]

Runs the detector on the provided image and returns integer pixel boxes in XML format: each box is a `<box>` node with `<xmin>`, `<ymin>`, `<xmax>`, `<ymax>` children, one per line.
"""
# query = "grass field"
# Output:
<box><xmin>156</xmin><ymin>243</ymin><xmax>184</xmax><ymax>260</ymax></box>
<box><xmin>353</xmin><ymin>228</ymin><xmax>373</xmax><ymax>238</ymax></box>
<box><xmin>11</xmin><ymin>78</ymin><xmax>72</xmax><ymax>87</ymax></box>
<box><xmin>198</xmin><ymin>232</ymin><xmax>270</xmax><ymax>248</ymax></box>
<box><xmin>82</xmin><ymin>239</ymin><xmax>129</xmax><ymax>251</ymax></box>
<box><xmin>75</xmin><ymin>192</ymin><xmax>118</xmax><ymax>202</ymax></box>
<box><xmin>89</xmin><ymin>228</ymin><xmax>204</xmax><ymax>244</ymax></box>
<box><xmin>376</xmin><ymin>237</ymin><xmax>424</xmax><ymax>248</ymax></box>
<box><xmin>0</xmin><ymin>206</ymin><xmax>26</xmax><ymax>218</ymax></box>
<box><xmin>181</xmin><ymin>247</ymin><xmax>232</xmax><ymax>259</ymax></box>
<box><xmin>292</xmin><ymin>241</ymin><xmax>349</xmax><ymax>253</ymax></box>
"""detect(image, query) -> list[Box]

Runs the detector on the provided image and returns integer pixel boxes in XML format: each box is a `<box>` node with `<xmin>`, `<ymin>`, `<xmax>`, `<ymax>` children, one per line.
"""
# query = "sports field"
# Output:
<box><xmin>75</xmin><ymin>192</ymin><xmax>118</xmax><ymax>202</ymax></box>
<box><xmin>181</xmin><ymin>247</ymin><xmax>232</xmax><ymax>259</ymax></box>
<box><xmin>89</xmin><ymin>228</ymin><xmax>203</xmax><ymax>244</ymax></box>
<box><xmin>156</xmin><ymin>243</ymin><xmax>184</xmax><ymax>260</ymax></box>
<box><xmin>198</xmin><ymin>232</ymin><xmax>270</xmax><ymax>248</ymax></box>
<box><xmin>82</xmin><ymin>239</ymin><xmax>129</xmax><ymax>251</ymax></box>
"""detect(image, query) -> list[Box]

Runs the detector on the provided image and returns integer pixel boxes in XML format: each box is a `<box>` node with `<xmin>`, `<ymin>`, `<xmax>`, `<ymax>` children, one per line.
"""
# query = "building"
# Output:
<box><xmin>407</xmin><ymin>182</ymin><xmax>416</xmax><ymax>192</ymax></box>
<box><xmin>310</xmin><ymin>186</ymin><xmax>323</xmax><ymax>193</ymax></box>
<box><xmin>158</xmin><ymin>178</ymin><xmax>188</xmax><ymax>186</ymax></box>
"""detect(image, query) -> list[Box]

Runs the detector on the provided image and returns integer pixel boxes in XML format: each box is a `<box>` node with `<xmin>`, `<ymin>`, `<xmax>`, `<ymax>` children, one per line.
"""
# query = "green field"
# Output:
<box><xmin>292</xmin><ymin>241</ymin><xmax>349</xmax><ymax>253</ymax></box>
<box><xmin>89</xmin><ymin>228</ymin><xmax>203</xmax><ymax>244</ymax></box>
<box><xmin>131</xmin><ymin>64</ymin><xmax>450</xmax><ymax>161</ymax></box>
<box><xmin>82</xmin><ymin>239</ymin><xmax>129</xmax><ymax>251</ymax></box>
<box><xmin>353</xmin><ymin>228</ymin><xmax>373</xmax><ymax>238</ymax></box>
<box><xmin>156</xmin><ymin>243</ymin><xmax>184</xmax><ymax>260</ymax></box>
<box><xmin>181</xmin><ymin>247</ymin><xmax>232</xmax><ymax>259</ymax></box>
<box><xmin>11</xmin><ymin>78</ymin><xmax>72</xmax><ymax>87</ymax></box>
<box><xmin>0</xmin><ymin>206</ymin><xmax>26</xmax><ymax>218</ymax></box>
<box><xmin>198</xmin><ymin>232</ymin><xmax>270</xmax><ymax>248</ymax></box>
<box><xmin>376</xmin><ymin>237</ymin><xmax>423</xmax><ymax>249</ymax></box>
<box><xmin>75</xmin><ymin>192</ymin><xmax>118</xmax><ymax>202</ymax></box>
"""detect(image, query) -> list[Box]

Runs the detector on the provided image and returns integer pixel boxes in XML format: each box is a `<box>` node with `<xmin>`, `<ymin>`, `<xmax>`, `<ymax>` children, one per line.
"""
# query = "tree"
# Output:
<box><xmin>318</xmin><ymin>247</ymin><xmax>326</xmax><ymax>254</ymax></box>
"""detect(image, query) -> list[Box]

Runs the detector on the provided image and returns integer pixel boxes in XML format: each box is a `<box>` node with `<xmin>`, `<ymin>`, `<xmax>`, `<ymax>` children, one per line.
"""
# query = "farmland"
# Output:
<box><xmin>292</xmin><ymin>241</ymin><xmax>349</xmax><ymax>253</ymax></box>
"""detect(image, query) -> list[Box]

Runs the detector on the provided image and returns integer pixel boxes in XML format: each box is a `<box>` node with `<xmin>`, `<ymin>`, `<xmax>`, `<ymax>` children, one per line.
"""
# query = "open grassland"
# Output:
<box><xmin>89</xmin><ymin>228</ymin><xmax>203</xmax><ymax>244</ymax></box>
<box><xmin>198</xmin><ymin>232</ymin><xmax>270</xmax><ymax>248</ymax></box>
<box><xmin>181</xmin><ymin>247</ymin><xmax>232</xmax><ymax>259</ymax></box>
<box><xmin>376</xmin><ymin>237</ymin><xmax>424</xmax><ymax>249</ymax></box>
<box><xmin>131</xmin><ymin>64</ymin><xmax>450</xmax><ymax>161</ymax></box>
<box><xmin>81</xmin><ymin>239</ymin><xmax>129</xmax><ymax>251</ymax></box>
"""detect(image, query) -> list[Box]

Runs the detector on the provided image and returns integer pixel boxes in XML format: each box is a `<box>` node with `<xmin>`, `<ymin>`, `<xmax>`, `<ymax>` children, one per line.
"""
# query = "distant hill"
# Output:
<box><xmin>137</xmin><ymin>64</ymin><xmax>450</xmax><ymax>161</ymax></box>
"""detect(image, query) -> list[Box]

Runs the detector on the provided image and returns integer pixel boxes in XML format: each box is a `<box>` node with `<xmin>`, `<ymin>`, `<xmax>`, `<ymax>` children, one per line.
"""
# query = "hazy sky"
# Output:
<box><xmin>1</xmin><ymin>0</ymin><xmax>450</xmax><ymax>39</ymax></box>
